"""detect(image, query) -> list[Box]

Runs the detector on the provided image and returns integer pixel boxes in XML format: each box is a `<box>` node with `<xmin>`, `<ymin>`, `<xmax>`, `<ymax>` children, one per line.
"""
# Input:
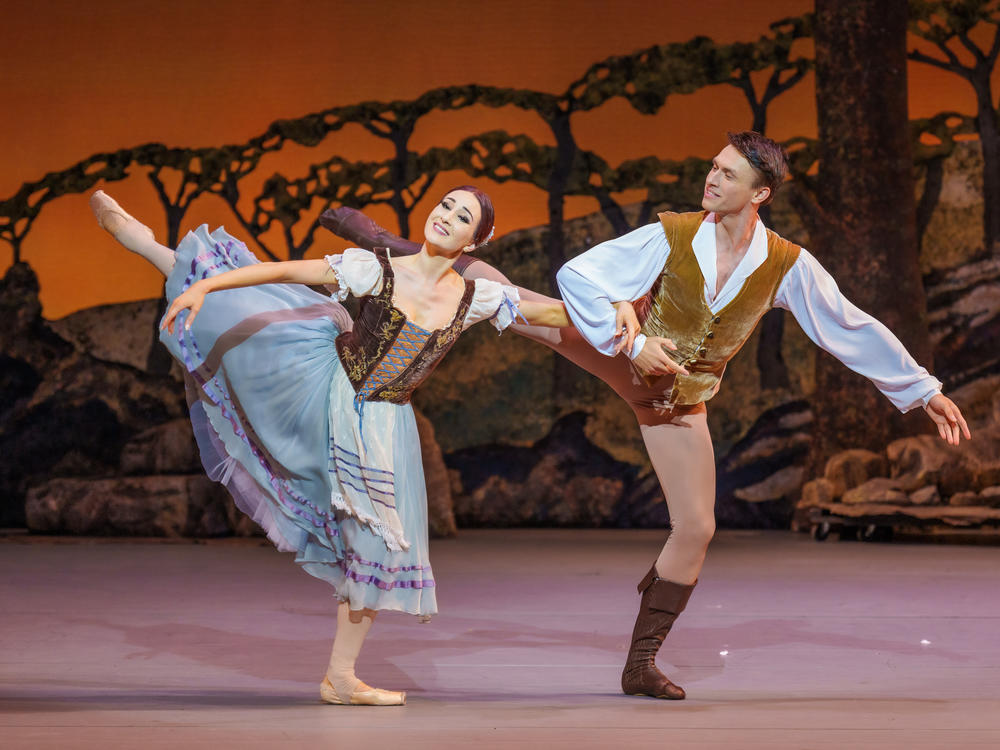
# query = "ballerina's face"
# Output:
<box><xmin>424</xmin><ymin>190</ymin><xmax>482</xmax><ymax>253</ymax></box>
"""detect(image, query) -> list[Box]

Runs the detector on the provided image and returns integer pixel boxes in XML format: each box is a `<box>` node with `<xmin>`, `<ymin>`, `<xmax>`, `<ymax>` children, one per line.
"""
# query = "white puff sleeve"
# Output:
<box><xmin>555</xmin><ymin>222</ymin><xmax>671</xmax><ymax>359</ymax></box>
<box><xmin>463</xmin><ymin>278</ymin><xmax>524</xmax><ymax>332</ymax></box>
<box><xmin>323</xmin><ymin>248</ymin><xmax>384</xmax><ymax>300</ymax></box>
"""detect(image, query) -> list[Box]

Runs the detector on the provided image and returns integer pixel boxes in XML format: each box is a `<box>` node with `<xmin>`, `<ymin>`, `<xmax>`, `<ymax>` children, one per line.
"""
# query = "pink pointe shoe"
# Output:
<box><xmin>319</xmin><ymin>676</ymin><xmax>406</xmax><ymax>706</ymax></box>
<box><xmin>89</xmin><ymin>190</ymin><xmax>154</xmax><ymax>241</ymax></box>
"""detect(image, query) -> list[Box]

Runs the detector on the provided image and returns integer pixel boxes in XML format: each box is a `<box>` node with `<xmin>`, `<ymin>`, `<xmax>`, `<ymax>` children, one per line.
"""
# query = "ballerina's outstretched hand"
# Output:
<box><xmin>161</xmin><ymin>282</ymin><xmax>208</xmax><ymax>334</ymax></box>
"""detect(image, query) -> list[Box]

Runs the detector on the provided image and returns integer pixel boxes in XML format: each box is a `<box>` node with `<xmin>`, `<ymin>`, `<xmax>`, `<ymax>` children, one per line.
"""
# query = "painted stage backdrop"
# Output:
<box><xmin>2</xmin><ymin>1</ymin><xmax>999</xmax><ymax>537</ymax></box>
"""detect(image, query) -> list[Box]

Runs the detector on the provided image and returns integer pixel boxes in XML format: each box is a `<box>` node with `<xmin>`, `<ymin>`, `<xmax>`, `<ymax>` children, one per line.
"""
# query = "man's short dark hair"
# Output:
<box><xmin>726</xmin><ymin>131</ymin><xmax>788</xmax><ymax>206</ymax></box>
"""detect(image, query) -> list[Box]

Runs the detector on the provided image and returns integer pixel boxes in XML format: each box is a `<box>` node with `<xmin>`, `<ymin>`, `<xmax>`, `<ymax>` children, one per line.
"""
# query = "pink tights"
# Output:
<box><xmin>462</xmin><ymin>260</ymin><xmax>717</xmax><ymax>586</ymax></box>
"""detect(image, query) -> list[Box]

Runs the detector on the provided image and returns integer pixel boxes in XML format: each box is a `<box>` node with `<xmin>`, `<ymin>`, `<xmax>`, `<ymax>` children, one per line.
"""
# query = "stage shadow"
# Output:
<box><xmin>0</xmin><ymin>689</ymin><xmax>313</xmax><ymax>713</ymax></box>
<box><xmin>34</xmin><ymin>610</ymin><xmax>971</xmax><ymax>707</ymax></box>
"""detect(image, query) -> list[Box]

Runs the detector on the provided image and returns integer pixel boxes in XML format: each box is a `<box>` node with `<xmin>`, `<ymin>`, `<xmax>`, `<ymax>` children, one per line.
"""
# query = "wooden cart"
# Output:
<box><xmin>806</xmin><ymin>502</ymin><xmax>1000</xmax><ymax>543</ymax></box>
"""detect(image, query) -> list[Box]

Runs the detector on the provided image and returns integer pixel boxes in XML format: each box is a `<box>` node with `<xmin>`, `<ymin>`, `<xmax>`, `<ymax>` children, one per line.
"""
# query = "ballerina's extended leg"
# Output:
<box><xmin>89</xmin><ymin>190</ymin><xmax>176</xmax><ymax>276</ymax></box>
<box><xmin>319</xmin><ymin>602</ymin><xmax>406</xmax><ymax>706</ymax></box>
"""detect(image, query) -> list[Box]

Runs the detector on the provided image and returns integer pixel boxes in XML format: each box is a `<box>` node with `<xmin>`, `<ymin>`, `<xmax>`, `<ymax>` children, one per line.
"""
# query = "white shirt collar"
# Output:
<box><xmin>692</xmin><ymin>213</ymin><xmax>769</xmax><ymax>311</ymax></box>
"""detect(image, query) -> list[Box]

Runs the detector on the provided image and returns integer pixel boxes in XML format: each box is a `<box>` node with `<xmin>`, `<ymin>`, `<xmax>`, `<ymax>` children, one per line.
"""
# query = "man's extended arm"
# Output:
<box><xmin>775</xmin><ymin>248</ymin><xmax>941</xmax><ymax>412</ymax></box>
<box><xmin>775</xmin><ymin>250</ymin><xmax>969</xmax><ymax>444</ymax></box>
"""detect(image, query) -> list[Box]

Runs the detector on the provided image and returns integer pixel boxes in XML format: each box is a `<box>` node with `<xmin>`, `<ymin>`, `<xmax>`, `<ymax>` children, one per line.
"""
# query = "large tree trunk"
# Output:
<box><xmin>808</xmin><ymin>0</ymin><xmax>933</xmax><ymax>472</ymax></box>
<box><xmin>973</xmin><ymin>75</ymin><xmax>1000</xmax><ymax>255</ymax></box>
<box><xmin>546</xmin><ymin>113</ymin><xmax>583</xmax><ymax>404</ymax></box>
<box><xmin>546</xmin><ymin>113</ymin><xmax>575</xmax><ymax>296</ymax></box>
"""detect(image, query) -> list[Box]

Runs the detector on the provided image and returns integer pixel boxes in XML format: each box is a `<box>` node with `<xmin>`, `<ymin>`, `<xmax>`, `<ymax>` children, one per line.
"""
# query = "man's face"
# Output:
<box><xmin>701</xmin><ymin>145</ymin><xmax>766</xmax><ymax>215</ymax></box>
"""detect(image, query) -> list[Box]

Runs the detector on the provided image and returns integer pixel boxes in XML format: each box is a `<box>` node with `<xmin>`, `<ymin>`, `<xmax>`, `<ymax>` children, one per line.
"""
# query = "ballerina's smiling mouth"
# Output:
<box><xmin>432</xmin><ymin>222</ymin><xmax>449</xmax><ymax>236</ymax></box>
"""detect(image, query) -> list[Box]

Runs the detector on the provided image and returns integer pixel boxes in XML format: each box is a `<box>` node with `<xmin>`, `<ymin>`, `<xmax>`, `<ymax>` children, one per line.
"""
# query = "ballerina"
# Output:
<box><xmin>90</xmin><ymin>186</ymin><xmax>610</xmax><ymax>706</ymax></box>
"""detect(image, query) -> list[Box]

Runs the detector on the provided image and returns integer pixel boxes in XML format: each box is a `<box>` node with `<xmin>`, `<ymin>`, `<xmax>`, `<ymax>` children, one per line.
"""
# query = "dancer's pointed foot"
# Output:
<box><xmin>90</xmin><ymin>190</ymin><xmax>175</xmax><ymax>275</ymax></box>
<box><xmin>90</xmin><ymin>190</ymin><xmax>155</xmax><ymax>245</ymax></box>
<box><xmin>319</xmin><ymin>677</ymin><xmax>406</xmax><ymax>706</ymax></box>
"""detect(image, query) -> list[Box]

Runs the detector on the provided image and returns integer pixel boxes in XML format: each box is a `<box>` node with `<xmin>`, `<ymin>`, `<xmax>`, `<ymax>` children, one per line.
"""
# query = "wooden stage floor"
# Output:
<box><xmin>2</xmin><ymin>529</ymin><xmax>998</xmax><ymax>749</ymax></box>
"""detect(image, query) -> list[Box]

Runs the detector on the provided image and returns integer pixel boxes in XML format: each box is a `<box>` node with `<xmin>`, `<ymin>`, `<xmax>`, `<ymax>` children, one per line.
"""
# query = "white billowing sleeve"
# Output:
<box><xmin>555</xmin><ymin>223</ymin><xmax>670</xmax><ymax>358</ymax></box>
<box><xmin>323</xmin><ymin>248</ymin><xmax>383</xmax><ymax>300</ymax></box>
<box><xmin>774</xmin><ymin>249</ymin><xmax>942</xmax><ymax>413</ymax></box>
<box><xmin>464</xmin><ymin>278</ymin><xmax>523</xmax><ymax>332</ymax></box>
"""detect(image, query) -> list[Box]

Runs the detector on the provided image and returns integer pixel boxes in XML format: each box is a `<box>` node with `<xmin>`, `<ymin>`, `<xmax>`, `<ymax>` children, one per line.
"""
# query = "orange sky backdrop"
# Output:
<box><xmin>1</xmin><ymin>0</ymin><xmax>993</xmax><ymax>317</ymax></box>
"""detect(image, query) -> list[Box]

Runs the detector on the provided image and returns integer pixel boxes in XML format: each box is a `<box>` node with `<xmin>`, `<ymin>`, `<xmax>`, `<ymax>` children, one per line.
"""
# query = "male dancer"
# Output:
<box><xmin>320</xmin><ymin>131</ymin><xmax>970</xmax><ymax>700</ymax></box>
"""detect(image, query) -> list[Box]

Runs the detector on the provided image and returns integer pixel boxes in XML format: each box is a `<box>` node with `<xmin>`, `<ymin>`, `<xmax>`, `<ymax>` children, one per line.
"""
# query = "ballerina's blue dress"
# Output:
<box><xmin>160</xmin><ymin>226</ymin><xmax>520</xmax><ymax>617</ymax></box>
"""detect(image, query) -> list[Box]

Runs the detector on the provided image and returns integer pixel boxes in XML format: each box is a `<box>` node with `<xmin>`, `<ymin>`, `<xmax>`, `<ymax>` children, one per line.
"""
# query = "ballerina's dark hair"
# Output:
<box><xmin>444</xmin><ymin>185</ymin><xmax>495</xmax><ymax>247</ymax></box>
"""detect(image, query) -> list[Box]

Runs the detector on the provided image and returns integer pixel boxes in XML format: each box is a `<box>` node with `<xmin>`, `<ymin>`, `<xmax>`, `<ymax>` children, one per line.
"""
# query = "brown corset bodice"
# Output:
<box><xmin>335</xmin><ymin>248</ymin><xmax>475</xmax><ymax>405</ymax></box>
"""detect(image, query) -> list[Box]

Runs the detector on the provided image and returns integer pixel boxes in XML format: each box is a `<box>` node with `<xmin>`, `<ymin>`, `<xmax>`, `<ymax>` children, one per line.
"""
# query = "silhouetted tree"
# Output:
<box><xmin>910</xmin><ymin>111</ymin><xmax>979</xmax><ymax>250</ymax></box>
<box><xmin>909</xmin><ymin>0</ymin><xmax>1000</xmax><ymax>254</ymax></box>
<box><xmin>0</xmin><ymin>150</ymin><xmax>132</xmax><ymax>264</ymax></box>
<box><xmin>803</xmin><ymin>0</ymin><xmax>932</xmax><ymax>471</ymax></box>
<box><xmin>725</xmin><ymin>16</ymin><xmax>815</xmax><ymax>134</ymax></box>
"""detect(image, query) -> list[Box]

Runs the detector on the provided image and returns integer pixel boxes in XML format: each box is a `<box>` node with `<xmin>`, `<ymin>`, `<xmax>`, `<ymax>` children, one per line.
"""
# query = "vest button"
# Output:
<box><xmin>706</xmin><ymin>331</ymin><xmax>714</xmax><ymax>338</ymax></box>
<box><xmin>713</xmin><ymin>316</ymin><xmax>722</xmax><ymax>323</ymax></box>
<box><xmin>699</xmin><ymin>347</ymin><xmax>708</xmax><ymax>356</ymax></box>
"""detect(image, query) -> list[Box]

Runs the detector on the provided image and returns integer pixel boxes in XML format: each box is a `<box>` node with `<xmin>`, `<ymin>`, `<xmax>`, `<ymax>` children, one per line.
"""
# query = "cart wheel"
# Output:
<box><xmin>812</xmin><ymin>522</ymin><xmax>831</xmax><ymax>541</ymax></box>
<box><xmin>861</xmin><ymin>524</ymin><xmax>893</xmax><ymax>543</ymax></box>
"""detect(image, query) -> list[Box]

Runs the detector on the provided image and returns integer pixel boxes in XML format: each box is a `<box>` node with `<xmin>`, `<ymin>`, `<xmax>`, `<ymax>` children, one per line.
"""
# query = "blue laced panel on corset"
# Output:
<box><xmin>353</xmin><ymin>320</ymin><xmax>430</xmax><ymax>445</ymax></box>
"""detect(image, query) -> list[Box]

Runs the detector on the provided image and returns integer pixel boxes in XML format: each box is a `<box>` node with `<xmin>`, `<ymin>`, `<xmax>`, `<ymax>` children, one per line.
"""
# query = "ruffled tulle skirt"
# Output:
<box><xmin>159</xmin><ymin>226</ymin><xmax>437</xmax><ymax>616</ymax></box>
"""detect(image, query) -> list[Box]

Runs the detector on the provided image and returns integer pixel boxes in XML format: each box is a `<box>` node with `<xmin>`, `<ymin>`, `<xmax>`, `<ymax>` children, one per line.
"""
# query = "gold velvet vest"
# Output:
<box><xmin>640</xmin><ymin>211</ymin><xmax>801</xmax><ymax>406</ymax></box>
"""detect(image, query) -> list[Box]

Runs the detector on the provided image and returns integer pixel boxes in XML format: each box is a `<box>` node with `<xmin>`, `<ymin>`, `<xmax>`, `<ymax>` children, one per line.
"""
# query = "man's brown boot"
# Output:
<box><xmin>621</xmin><ymin>566</ymin><xmax>696</xmax><ymax>699</ymax></box>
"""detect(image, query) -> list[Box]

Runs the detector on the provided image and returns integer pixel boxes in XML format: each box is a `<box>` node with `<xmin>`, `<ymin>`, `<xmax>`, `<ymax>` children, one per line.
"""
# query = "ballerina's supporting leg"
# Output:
<box><xmin>319</xmin><ymin>602</ymin><xmax>406</xmax><ymax>706</ymax></box>
<box><xmin>89</xmin><ymin>190</ymin><xmax>176</xmax><ymax>276</ymax></box>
